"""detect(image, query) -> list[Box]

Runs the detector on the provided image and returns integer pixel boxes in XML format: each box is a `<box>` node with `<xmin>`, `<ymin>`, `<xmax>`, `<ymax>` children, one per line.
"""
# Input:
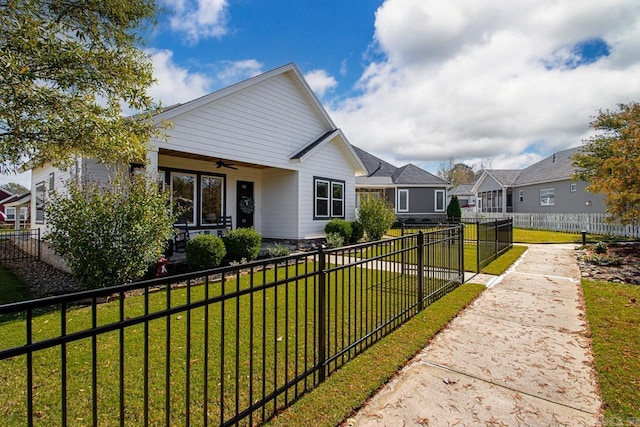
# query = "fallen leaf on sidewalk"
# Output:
<box><xmin>443</xmin><ymin>377</ymin><xmax>458</xmax><ymax>385</ymax></box>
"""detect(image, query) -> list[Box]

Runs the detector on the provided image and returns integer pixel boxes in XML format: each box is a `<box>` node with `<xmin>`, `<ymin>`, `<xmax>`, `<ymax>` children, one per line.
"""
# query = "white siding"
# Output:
<box><xmin>261</xmin><ymin>169</ymin><xmax>299</xmax><ymax>239</ymax></box>
<box><xmin>297</xmin><ymin>139</ymin><xmax>357</xmax><ymax>239</ymax></box>
<box><xmin>156</xmin><ymin>74</ymin><xmax>329</xmax><ymax>169</ymax></box>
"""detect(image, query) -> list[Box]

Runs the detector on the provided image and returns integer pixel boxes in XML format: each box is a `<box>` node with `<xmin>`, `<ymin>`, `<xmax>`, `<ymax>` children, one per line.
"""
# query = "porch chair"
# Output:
<box><xmin>216</xmin><ymin>216</ymin><xmax>233</xmax><ymax>237</ymax></box>
<box><xmin>173</xmin><ymin>216</ymin><xmax>191</xmax><ymax>252</ymax></box>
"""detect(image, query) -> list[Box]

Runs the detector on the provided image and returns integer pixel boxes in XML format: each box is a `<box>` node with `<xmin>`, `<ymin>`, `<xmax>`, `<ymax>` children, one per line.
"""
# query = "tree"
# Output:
<box><xmin>447</xmin><ymin>195</ymin><xmax>462</xmax><ymax>221</ymax></box>
<box><xmin>573</xmin><ymin>102</ymin><xmax>640</xmax><ymax>225</ymax></box>
<box><xmin>437</xmin><ymin>158</ymin><xmax>475</xmax><ymax>186</ymax></box>
<box><xmin>0</xmin><ymin>182</ymin><xmax>28</xmax><ymax>195</ymax></box>
<box><xmin>357</xmin><ymin>195</ymin><xmax>397</xmax><ymax>241</ymax></box>
<box><xmin>0</xmin><ymin>0</ymin><xmax>163</xmax><ymax>174</ymax></box>
<box><xmin>45</xmin><ymin>172</ymin><xmax>175</xmax><ymax>289</ymax></box>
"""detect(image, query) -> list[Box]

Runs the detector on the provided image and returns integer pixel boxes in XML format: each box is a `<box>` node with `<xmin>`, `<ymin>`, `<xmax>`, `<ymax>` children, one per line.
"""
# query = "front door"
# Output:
<box><xmin>236</xmin><ymin>181</ymin><xmax>254</xmax><ymax>228</ymax></box>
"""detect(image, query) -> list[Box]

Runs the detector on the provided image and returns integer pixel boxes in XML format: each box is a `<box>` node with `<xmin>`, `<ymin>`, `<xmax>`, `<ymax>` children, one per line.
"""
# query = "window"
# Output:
<box><xmin>314</xmin><ymin>177</ymin><xmax>345</xmax><ymax>219</ymax></box>
<box><xmin>35</xmin><ymin>181</ymin><xmax>45</xmax><ymax>223</ymax></box>
<box><xmin>332</xmin><ymin>182</ymin><xmax>344</xmax><ymax>217</ymax></box>
<box><xmin>171</xmin><ymin>172</ymin><xmax>196</xmax><ymax>224</ymax></box>
<box><xmin>5</xmin><ymin>207</ymin><xmax>15</xmax><ymax>221</ymax></box>
<box><xmin>540</xmin><ymin>188</ymin><xmax>555</xmax><ymax>206</ymax></box>
<box><xmin>435</xmin><ymin>189</ymin><xmax>445</xmax><ymax>212</ymax></box>
<box><xmin>201</xmin><ymin>175</ymin><xmax>224</xmax><ymax>224</ymax></box>
<box><xmin>48</xmin><ymin>172</ymin><xmax>55</xmax><ymax>191</ymax></box>
<box><xmin>570</xmin><ymin>183</ymin><xmax>577</xmax><ymax>193</ymax></box>
<box><xmin>518</xmin><ymin>190</ymin><xmax>524</xmax><ymax>202</ymax></box>
<box><xmin>398</xmin><ymin>189</ymin><xmax>409</xmax><ymax>212</ymax></box>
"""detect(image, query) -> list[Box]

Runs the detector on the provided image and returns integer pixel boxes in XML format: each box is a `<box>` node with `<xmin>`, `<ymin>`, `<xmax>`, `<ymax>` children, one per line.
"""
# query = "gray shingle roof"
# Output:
<box><xmin>515</xmin><ymin>146</ymin><xmax>580</xmax><ymax>185</ymax></box>
<box><xmin>485</xmin><ymin>170</ymin><xmax>521</xmax><ymax>187</ymax></box>
<box><xmin>449</xmin><ymin>184</ymin><xmax>475</xmax><ymax>196</ymax></box>
<box><xmin>352</xmin><ymin>146</ymin><xmax>448</xmax><ymax>186</ymax></box>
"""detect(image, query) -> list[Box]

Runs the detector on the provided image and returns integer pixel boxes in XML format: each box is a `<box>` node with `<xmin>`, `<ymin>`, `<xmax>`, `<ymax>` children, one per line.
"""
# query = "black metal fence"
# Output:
<box><xmin>0</xmin><ymin>226</ymin><xmax>463</xmax><ymax>426</ymax></box>
<box><xmin>393</xmin><ymin>218</ymin><xmax>513</xmax><ymax>273</ymax></box>
<box><xmin>0</xmin><ymin>229</ymin><xmax>40</xmax><ymax>262</ymax></box>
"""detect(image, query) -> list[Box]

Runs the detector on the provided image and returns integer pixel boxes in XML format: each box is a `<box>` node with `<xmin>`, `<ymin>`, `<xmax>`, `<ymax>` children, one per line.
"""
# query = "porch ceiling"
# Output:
<box><xmin>159</xmin><ymin>148</ymin><xmax>269</xmax><ymax>170</ymax></box>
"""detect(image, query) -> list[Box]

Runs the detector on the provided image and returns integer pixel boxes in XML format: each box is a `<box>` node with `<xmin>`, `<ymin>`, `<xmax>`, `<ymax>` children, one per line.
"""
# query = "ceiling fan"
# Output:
<box><xmin>216</xmin><ymin>159</ymin><xmax>238</xmax><ymax>170</ymax></box>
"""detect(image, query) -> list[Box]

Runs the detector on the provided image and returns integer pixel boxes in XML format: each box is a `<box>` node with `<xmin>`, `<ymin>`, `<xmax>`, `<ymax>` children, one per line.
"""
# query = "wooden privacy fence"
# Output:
<box><xmin>462</xmin><ymin>212</ymin><xmax>640</xmax><ymax>238</ymax></box>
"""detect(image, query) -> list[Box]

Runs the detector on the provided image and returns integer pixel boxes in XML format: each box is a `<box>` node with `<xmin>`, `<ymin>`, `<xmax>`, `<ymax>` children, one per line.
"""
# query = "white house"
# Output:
<box><xmin>29</xmin><ymin>63</ymin><xmax>367</xmax><ymax>246</ymax></box>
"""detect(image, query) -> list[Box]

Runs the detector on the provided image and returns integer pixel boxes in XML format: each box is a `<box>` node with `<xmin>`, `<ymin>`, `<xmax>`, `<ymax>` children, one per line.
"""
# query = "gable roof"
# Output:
<box><xmin>153</xmin><ymin>63</ymin><xmax>334</xmax><ymax>127</ymax></box>
<box><xmin>515</xmin><ymin>146</ymin><xmax>580</xmax><ymax>186</ymax></box>
<box><xmin>352</xmin><ymin>146</ymin><xmax>448</xmax><ymax>187</ymax></box>
<box><xmin>449</xmin><ymin>184</ymin><xmax>475</xmax><ymax>196</ymax></box>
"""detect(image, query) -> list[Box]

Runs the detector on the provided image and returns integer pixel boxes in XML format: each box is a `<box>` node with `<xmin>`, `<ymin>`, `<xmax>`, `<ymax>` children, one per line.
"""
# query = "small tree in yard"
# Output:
<box><xmin>357</xmin><ymin>195</ymin><xmax>396</xmax><ymax>241</ymax></box>
<box><xmin>447</xmin><ymin>195</ymin><xmax>462</xmax><ymax>221</ymax></box>
<box><xmin>46</xmin><ymin>172</ymin><xmax>175</xmax><ymax>289</ymax></box>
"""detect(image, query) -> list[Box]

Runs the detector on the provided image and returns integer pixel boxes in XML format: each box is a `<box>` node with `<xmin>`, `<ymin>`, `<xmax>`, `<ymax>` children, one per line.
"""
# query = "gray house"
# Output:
<box><xmin>472</xmin><ymin>147</ymin><xmax>606</xmax><ymax>214</ymax></box>
<box><xmin>353</xmin><ymin>146</ymin><xmax>450</xmax><ymax>221</ymax></box>
<box><xmin>447</xmin><ymin>183</ymin><xmax>476</xmax><ymax>211</ymax></box>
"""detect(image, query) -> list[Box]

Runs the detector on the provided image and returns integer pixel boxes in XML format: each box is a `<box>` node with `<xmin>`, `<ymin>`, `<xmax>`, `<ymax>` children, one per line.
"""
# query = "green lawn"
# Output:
<box><xmin>0</xmin><ymin>261</ymin><xmax>462</xmax><ymax>426</ymax></box>
<box><xmin>582</xmin><ymin>279</ymin><xmax>640</xmax><ymax>423</ymax></box>
<box><xmin>480</xmin><ymin>245</ymin><xmax>527</xmax><ymax>276</ymax></box>
<box><xmin>268</xmin><ymin>283</ymin><xmax>485</xmax><ymax>426</ymax></box>
<box><xmin>514</xmin><ymin>228</ymin><xmax>599</xmax><ymax>244</ymax></box>
<box><xmin>0</xmin><ymin>265</ymin><xmax>30</xmax><ymax>304</ymax></box>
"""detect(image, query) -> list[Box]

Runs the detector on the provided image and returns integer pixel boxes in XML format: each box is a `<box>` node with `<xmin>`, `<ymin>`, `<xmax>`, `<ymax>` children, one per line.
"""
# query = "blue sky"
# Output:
<box><xmin>4</xmin><ymin>0</ymin><xmax>640</xmax><ymax>189</ymax></box>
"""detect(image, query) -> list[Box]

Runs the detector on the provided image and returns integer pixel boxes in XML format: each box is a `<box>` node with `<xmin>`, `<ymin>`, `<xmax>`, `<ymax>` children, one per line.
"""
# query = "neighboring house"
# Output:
<box><xmin>352</xmin><ymin>146</ymin><xmax>450</xmax><ymax>222</ymax></box>
<box><xmin>1</xmin><ymin>192</ymin><xmax>31</xmax><ymax>229</ymax></box>
<box><xmin>28</xmin><ymin>63</ymin><xmax>367</xmax><ymax>245</ymax></box>
<box><xmin>0</xmin><ymin>187</ymin><xmax>13</xmax><ymax>222</ymax></box>
<box><xmin>447</xmin><ymin>184</ymin><xmax>476</xmax><ymax>211</ymax></box>
<box><xmin>472</xmin><ymin>170</ymin><xmax>520</xmax><ymax>213</ymax></box>
<box><xmin>472</xmin><ymin>147</ymin><xmax>606</xmax><ymax>214</ymax></box>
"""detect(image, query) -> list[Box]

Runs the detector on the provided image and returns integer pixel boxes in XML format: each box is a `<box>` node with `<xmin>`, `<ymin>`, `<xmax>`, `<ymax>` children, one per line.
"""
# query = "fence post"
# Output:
<box><xmin>417</xmin><ymin>231</ymin><xmax>424</xmax><ymax>311</ymax></box>
<box><xmin>459</xmin><ymin>224</ymin><xmax>464</xmax><ymax>280</ymax></box>
<box><xmin>494</xmin><ymin>219</ymin><xmax>499</xmax><ymax>259</ymax></box>
<box><xmin>317</xmin><ymin>247</ymin><xmax>327</xmax><ymax>384</ymax></box>
<box><xmin>476</xmin><ymin>220</ymin><xmax>480</xmax><ymax>273</ymax></box>
<box><xmin>36</xmin><ymin>228</ymin><xmax>41</xmax><ymax>260</ymax></box>
<box><xmin>401</xmin><ymin>222</ymin><xmax>405</xmax><ymax>236</ymax></box>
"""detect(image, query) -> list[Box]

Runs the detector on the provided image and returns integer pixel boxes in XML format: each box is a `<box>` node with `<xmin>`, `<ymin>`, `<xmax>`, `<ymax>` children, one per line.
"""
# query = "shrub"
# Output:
<box><xmin>223</xmin><ymin>227</ymin><xmax>262</xmax><ymax>262</ymax></box>
<box><xmin>45</xmin><ymin>171</ymin><xmax>175</xmax><ymax>289</ymax></box>
<box><xmin>350</xmin><ymin>221</ymin><xmax>365</xmax><ymax>243</ymax></box>
<box><xmin>267</xmin><ymin>243</ymin><xmax>291</xmax><ymax>258</ymax></box>
<box><xmin>594</xmin><ymin>241</ymin><xmax>608</xmax><ymax>254</ymax></box>
<box><xmin>186</xmin><ymin>234</ymin><xmax>226</xmax><ymax>270</ymax></box>
<box><xmin>447</xmin><ymin>195</ymin><xmax>462</xmax><ymax>221</ymax></box>
<box><xmin>325</xmin><ymin>232</ymin><xmax>344</xmax><ymax>249</ymax></box>
<box><xmin>357</xmin><ymin>195</ymin><xmax>396</xmax><ymax>241</ymax></box>
<box><xmin>324</xmin><ymin>219</ymin><xmax>352</xmax><ymax>244</ymax></box>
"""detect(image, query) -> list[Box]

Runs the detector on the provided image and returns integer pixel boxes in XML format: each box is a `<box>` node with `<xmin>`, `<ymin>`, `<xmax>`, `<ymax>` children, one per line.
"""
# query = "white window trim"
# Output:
<box><xmin>570</xmin><ymin>183</ymin><xmax>577</xmax><ymax>193</ymax></box>
<box><xmin>540</xmin><ymin>188</ymin><xmax>555</xmax><ymax>206</ymax></box>
<box><xmin>518</xmin><ymin>189</ymin><xmax>524</xmax><ymax>202</ymax></box>
<box><xmin>435</xmin><ymin>189</ymin><xmax>446</xmax><ymax>212</ymax></box>
<box><xmin>314</xmin><ymin>178</ymin><xmax>330</xmax><ymax>218</ymax></box>
<box><xmin>35</xmin><ymin>181</ymin><xmax>46</xmax><ymax>224</ymax></box>
<box><xmin>397</xmin><ymin>189</ymin><xmax>409</xmax><ymax>213</ymax></box>
<box><xmin>5</xmin><ymin>206</ymin><xmax>16</xmax><ymax>221</ymax></box>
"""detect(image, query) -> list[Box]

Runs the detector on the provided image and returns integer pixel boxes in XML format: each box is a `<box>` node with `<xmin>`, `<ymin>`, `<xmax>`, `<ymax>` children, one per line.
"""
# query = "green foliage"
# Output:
<box><xmin>45</xmin><ymin>171</ymin><xmax>175</xmax><ymax>289</ymax></box>
<box><xmin>325</xmin><ymin>232</ymin><xmax>344</xmax><ymax>249</ymax></box>
<box><xmin>186</xmin><ymin>234</ymin><xmax>226</xmax><ymax>270</ymax></box>
<box><xmin>447</xmin><ymin>195</ymin><xmax>462</xmax><ymax>220</ymax></box>
<box><xmin>573</xmin><ymin>102</ymin><xmax>640</xmax><ymax>225</ymax></box>
<box><xmin>357</xmin><ymin>195</ymin><xmax>397</xmax><ymax>241</ymax></box>
<box><xmin>350</xmin><ymin>221</ymin><xmax>365</xmax><ymax>243</ymax></box>
<box><xmin>0</xmin><ymin>0</ymin><xmax>164</xmax><ymax>173</ymax></box>
<box><xmin>267</xmin><ymin>243</ymin><xmax>291</xmax><ymax>258</ymax></box>
<box><xmin>324</xmin><ymin>219</ymin><xmax>352</xmax><ymax>244</ymax></box>
<box><xmin>595</xmin><ymin>241</ymin><xmax>608</xmax><ymax>254</ymax></box>
<box><xmin>223</xmin><ymin>227</ymin><xmax>262</xmax><ymax>262</ymax></box>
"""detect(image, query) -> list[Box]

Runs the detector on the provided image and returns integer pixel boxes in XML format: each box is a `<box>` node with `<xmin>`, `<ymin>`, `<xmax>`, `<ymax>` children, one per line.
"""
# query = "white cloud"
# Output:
<box><xmin>330</xmin><ymin>0</ymin><xmax>640</xmax><ymax>173</ymax></box>
<box><xmin>216</xmin><ymin>60</ymin><xmax>264</xmax><ymax>85</ymax></box>
<box><xmin>163</xmin><ymin>0</ymin><xmax>229</xmax><ymax>43</ymax></box>
<box><xmin>304</xmin><ymin>69</ymin><xmax>338</xmax><ymax>97</ymax></box>
<box><xmin>147</xmin><ymin>49</ymin><xmax>212</xmax><ymax>106</ymax></box>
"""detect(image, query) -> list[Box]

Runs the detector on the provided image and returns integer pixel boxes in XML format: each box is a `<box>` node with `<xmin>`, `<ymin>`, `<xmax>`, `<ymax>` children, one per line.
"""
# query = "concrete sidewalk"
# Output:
<box><xmin>350</xmin><ymin>244</ymin><xmax>602</xmax><ymax>426</ymax></box>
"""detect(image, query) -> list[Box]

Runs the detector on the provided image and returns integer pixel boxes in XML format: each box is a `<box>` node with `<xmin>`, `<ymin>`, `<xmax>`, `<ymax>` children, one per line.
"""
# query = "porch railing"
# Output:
<box><xmin>0</xmin><ymin>226</ymin><xmax>463</xmax><ymax>426</ymax></box>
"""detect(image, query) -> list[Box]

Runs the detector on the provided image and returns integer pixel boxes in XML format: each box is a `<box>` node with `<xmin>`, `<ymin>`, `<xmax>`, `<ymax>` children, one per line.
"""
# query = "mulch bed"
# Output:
<box><xmin>576</xmin><ymin>242</ymin><xmax>640</xmax><ymax>285</ymax></box>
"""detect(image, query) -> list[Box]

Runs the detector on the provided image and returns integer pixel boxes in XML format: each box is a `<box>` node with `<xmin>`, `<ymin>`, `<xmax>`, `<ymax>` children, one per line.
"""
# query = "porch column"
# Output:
<box><xmin>146</xmin><ymin>144</ymin><xmax>159</xmax><ymax>177</ymax></box>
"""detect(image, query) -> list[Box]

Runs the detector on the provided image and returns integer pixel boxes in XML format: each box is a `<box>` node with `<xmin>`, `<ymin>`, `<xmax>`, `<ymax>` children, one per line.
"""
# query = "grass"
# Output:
<box><xmin>513</xmin><ymin>228</ymin><xmax>600</xmax><ymax>244</ymax></box>
<box><xmin>582</xmin><ymin>279</ymin><xmax>640</xmax><ymax>423</ymax></box>
<box><xmin>0</xmin><ymin>265</ymin><xmax>30</xmax><ymax>304</ymax></box>
<box><xmin>480</xmin><ymin>245</ymin><xmax>527</xmax><ymax>276</ymax></box>
<box><xmin>0</xmin><ymin>260</ymin><xmax>462</xmax><ymax>426</ymax></box>
<box><xmin>268</xmin><ymin>283</ymin><xmax>485</xmax><ymax>427</ymax></box>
